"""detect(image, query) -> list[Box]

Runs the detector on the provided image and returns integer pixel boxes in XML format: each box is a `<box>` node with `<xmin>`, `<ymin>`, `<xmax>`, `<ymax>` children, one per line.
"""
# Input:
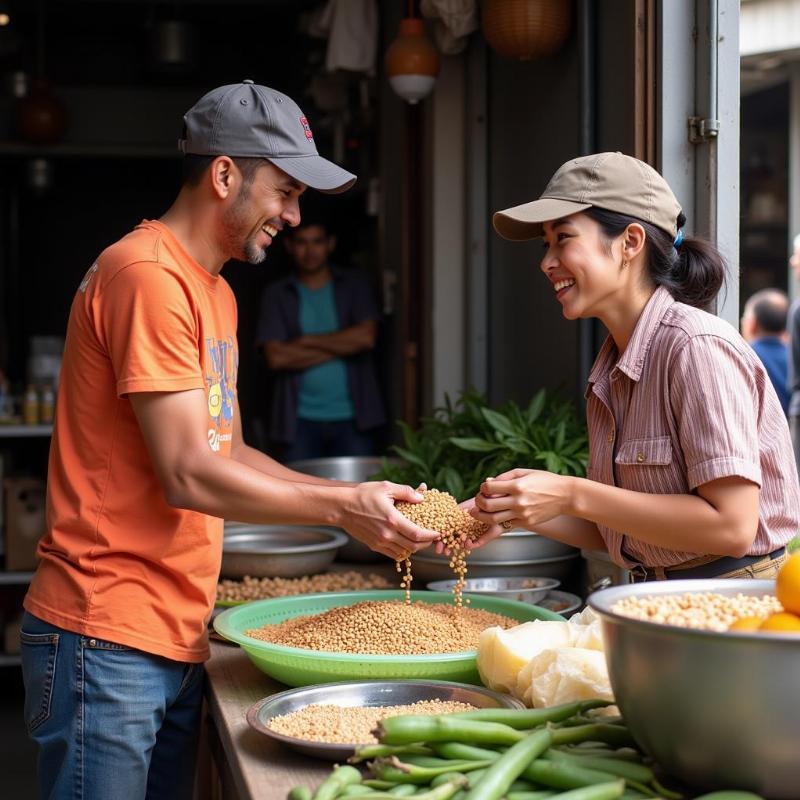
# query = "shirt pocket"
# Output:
<box><xmin>615</xmin><ymin>436</ymin><xmax>673</xmax><ymax>467</ymax></box>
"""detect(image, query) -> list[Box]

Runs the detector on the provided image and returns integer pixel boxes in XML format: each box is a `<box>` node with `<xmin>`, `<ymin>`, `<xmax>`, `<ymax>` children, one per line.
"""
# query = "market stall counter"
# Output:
<box><xmin>201</xmin><ymin>639</ymin><xmax>331</xmax><ymax>800</ymax></box>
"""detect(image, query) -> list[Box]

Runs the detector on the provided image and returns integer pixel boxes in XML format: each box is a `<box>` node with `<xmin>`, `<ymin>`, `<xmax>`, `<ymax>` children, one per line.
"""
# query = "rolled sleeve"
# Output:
<box><xmin>669</xmin><ymin>335</ymin><xmax>762</xmax><ymax>490</ymax></box>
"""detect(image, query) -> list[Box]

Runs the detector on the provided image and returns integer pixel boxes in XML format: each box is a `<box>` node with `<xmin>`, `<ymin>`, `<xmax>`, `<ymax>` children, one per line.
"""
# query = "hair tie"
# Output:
<box><xmin>673</xmin><ymin>229</ymin><xmax>684</xmax><ymax>250</ymax></box>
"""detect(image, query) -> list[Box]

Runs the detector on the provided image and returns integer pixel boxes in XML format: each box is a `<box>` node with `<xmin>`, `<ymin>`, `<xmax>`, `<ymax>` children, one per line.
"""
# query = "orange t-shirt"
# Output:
<box><xmin>24</xmin><ymin>220</ymin><xmax>238</xmax><ymax>662</ymax></box>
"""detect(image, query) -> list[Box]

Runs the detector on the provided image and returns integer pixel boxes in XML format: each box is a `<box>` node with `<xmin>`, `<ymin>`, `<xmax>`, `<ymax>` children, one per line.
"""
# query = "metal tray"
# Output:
<box><xmin>246</xmin><ymin>679</ymin><xmax>524</xmax><ymax>760</ymax></box>
<box><xmin>221</xmin><ymin>525</ymin><xmax>348</xmax><ymax>578</ymax></box>
<box><xmin>426</xmin><ymin>576</ymin><xmax>560</xmax><ymax>604</ymax></box>
<box><xmin>538</xmin><ymin>589</ymin><xmax>583</xmax><ymax>617</ymax></box>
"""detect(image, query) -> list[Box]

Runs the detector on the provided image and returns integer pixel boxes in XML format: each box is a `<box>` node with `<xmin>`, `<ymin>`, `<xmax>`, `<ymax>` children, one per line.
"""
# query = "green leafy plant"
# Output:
<box><xmin>373</xmin><ymin>388</ymin><xmax>588</xmax><ymax>502</ymax></box>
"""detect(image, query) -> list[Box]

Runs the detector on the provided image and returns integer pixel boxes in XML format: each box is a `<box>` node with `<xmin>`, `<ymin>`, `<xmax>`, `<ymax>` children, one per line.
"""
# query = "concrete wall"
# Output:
<box><xmin>485</xmin><ymin>2</ymin><xmax>638</xmax><ymax>409</ymax></box>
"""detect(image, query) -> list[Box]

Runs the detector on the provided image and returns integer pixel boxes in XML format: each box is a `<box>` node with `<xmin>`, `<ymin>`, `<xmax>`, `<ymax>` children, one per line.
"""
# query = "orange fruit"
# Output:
<box><xmin>759</xmin><ymin>611</ymin><xmax>800</xmax><ymax>634</ymax></box>
<box><xmin>728</xmin><ymin>616</ymin><xmax>766</xmax><ymax>632</ymax></box>
<box><xmin>776</xmin><ymin>552</ymin><xmax>800</xmax><ymax>616</ymax></box>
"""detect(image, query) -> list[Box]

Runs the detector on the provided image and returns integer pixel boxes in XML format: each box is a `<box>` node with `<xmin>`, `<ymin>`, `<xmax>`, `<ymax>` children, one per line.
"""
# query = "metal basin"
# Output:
<box><xmin>246</xmin><ymin>678</ymin><xmax>524</xmax><ymax>760</ymax></box>
<box><xmin>286</xmin><ymin>457</ymin><xmax>399</xmax><ymax>563</ymax></box>
<box><xmin>589</xmin><ymin>579</ymin><xmax>800</xmax><ymax>798</ymax></box>
<box><xmin>426</xmin><ymin>576</ymin><xmax>560</xmax><ymax>604</ymax></box>
<box><xmin>411</xmin><ymin>552</ymin><xmax>580</xmax><ymax>582</ymax></box>
<box><xmin>221</xmin><ymin>525</ymin><xmax>348</xmax><ymax>578</ymax></box>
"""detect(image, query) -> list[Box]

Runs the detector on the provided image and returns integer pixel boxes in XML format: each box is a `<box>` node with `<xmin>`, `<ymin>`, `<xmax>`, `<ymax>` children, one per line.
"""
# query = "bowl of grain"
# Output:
<box><xmin>213</xmin><ymin>589</ymin><xmax>561</xmax><ymax>686</ymax></box>
<box><xmin>247</xmin><ymin>678</ymin><xmax>524</xmax><ymax>760</ymax></box>
<box><xmin>425</xmin><ymin>576</ymin><xmax>561</xmax><ymax>604</ymax></box>
<box><xmin>589</xmin><ymin>579</ymin><xmax>799</xmax><ymax>798</ymax></box>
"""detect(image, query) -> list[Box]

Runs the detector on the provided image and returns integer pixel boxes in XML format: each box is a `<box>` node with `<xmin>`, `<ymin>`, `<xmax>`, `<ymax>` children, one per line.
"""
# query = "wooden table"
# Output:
<box><xmin>202</xmin><ymin>639</ymin><xmax>334</xmax><ymax>799</ymax></box>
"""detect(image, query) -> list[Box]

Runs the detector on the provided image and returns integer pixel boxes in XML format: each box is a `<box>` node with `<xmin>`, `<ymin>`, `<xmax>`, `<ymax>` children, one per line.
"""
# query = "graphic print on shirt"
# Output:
<box><xmin>205</xmin><ymin>335</ymin><xmax>238</xmax><ymax>452</ymax></box>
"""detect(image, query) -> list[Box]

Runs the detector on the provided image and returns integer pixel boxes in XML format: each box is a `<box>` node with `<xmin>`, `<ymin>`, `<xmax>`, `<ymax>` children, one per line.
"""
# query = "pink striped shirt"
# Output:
<box><xmin>586</xmin><ymin>286</ymin><xmax>800</xmax><ymax>568</ymax></box>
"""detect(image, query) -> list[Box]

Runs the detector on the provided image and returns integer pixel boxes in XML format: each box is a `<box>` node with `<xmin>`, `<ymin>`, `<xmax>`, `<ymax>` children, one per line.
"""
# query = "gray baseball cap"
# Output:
<box><xmin>179</xmin><ymin>80</ymin><xmax>356</xmax><ymax>194</ymax></box>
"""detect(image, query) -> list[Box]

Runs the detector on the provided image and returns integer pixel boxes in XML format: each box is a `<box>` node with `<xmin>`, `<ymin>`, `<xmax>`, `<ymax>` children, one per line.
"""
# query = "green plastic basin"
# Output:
<box><xmin>213</xmin><ymin>589</ymin><xmax>562</xmax><ymax>687</ymax></box>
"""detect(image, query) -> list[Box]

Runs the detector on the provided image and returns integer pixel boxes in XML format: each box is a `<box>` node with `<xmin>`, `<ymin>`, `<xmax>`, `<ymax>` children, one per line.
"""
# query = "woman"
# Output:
<box><xmin>469</xmin><ymin>152</ymin><xmax>799</xmax><ymax>581</ymax></box>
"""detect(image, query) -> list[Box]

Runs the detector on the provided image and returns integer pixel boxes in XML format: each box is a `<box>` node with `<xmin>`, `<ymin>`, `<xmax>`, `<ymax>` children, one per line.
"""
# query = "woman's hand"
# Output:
<box><xmin>467</xmin><ymin>468</ymin><xmax>574</xmax><ymax>545</ymax></box>
<box><xmin>341</xmin><ymin>481</ymin><xmax>440</xmax><ymax>561</ymax></box>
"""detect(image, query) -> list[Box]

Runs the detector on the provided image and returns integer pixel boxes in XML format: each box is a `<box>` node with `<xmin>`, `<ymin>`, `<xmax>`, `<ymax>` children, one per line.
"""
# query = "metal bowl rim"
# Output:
<box><xmin>222</xmin><ymin>527</ymin><xmax>349</xmax><ymax>556</ymax></box>
<box><xmin>589</xmin><ymin>578</ymin><xmax>799</xmax><ymax>643</ymax></box>
<box><xmin>426</xmin><ymin>576</ymin><xmax>561</xmax><ymax>592</ymax></box>
<box><xmin>246</xmin><ymin>678</ymin><xmax>525</xmax><ymax>755</ymax></box>
<box><xmin>413</xmin><ymin>552</ymin><xmax>580</xmax><ymax>566</ymax></box>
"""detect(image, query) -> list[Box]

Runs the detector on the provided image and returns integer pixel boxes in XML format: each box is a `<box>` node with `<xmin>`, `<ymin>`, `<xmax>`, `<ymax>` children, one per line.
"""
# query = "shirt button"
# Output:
<box><xmin>636</xmin><ymin>452</ymin><xmax>645</xmax><ymax>463</ymax></box>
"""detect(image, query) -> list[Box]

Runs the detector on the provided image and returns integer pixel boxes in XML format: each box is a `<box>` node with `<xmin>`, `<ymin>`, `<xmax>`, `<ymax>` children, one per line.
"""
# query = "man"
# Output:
<box><xmin>789</xmin><ymin>234</ymin><xmax>800</xmax><ymax>471</ymax></box>
<box><xmin>741</xmin><ymin>287</ymin><xmax>790</xmax><ymax>414</ymax></box>
<box><xmin>257</xmin><ymin>216</ymin><xmax>385</xmax><ymax>461</ymax></box>
<box><xmin>20</xmin><ymin>81</ymin><xmax>437</xmax><ymax>800</ymax></box>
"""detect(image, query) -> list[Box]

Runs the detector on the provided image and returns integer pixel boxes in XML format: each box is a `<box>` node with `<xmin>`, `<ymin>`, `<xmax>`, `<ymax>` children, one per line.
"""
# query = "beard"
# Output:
<box><xmin>222</xmin><ymin>188</ymin><xmax>268</xmax><ymax>265</ymax></box>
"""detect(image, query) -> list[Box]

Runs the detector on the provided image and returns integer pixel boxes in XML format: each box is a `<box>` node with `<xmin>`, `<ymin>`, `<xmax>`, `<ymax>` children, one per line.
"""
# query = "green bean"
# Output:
<box><xmin>287</xmin><ymin>788</ymin><xmax>313</xmax><ymax>800</ymax></box>
<box><xmin>505</xmin><ymin>793</ymin><xmax>556</xmax><ymax>800</ymax></box>
<box><xmin>341</xmin><ymin>787</ymin><xmax>420</xmax><ymax>799</ymax></box>
<box><xmin>521</xmin><ymin>760</ymin><xmax>621</xmax><ymax>791</ymax></box>
<box><xmin>339</xmin><ymin>788</ymin><xmax>386</xmax><ymax>798</ymax></box>
<box><xmin>377</xmin><ymin>717</ymin><xmax>525</xmax><ymax>746</ymax></box>
<box><xmin>387</xmin><ymin>787</ymin><xmax>420</xmax><ymax>797</ymax></box>
<box><xmin>463</xmin><ymin>728</ymin><xmax>552</xmax><ymax>800</ymax></box>
<box><xmin>430</xmin><ymin>743</ymin><xmax>505</xmax><ymax>762</ymax></box>
<box><xmin>447</xmin><ymin>700</ymin><xmax>613</xmax><ymax>729</ymax></box>
<box><xmin>351</xmin><ymin>745</ymin><xmax>435</xmax><ymax>764</ymax></box>
<box><xmin>558</xmin><ymin>716</ymin><xmax>625</xmax><ymax>728</ymax></box>
<box><xmin>691</xmin><ymin>794</ymin><xmax>766</xmax><ymax>800</ymax></box>
<box><xmin>544</xmin><ymin>751</ymin><xmax>654</xmax><ymax>784</ymax></box>
<box><xmin>351</xmin><ymin>777</ymin><xmax>468</xmax><ymax>800</ymax></box>
<box><xmin>312</xmin><ymin>765</ymin><xmax>362</xmax><ymax>800</ymax></box>
<box><xmin>546</xmin><ymin>781</ymin><xmax>626</xmax><ymax>800</ymax></box>
<box><xmin>549</xmin><ymin>725</ymin><xmax>636</xmax><ymax>749</ymax></box>
<box><xmin>369</xmin><ymin>757</ymin><xmax>494</xmax><ymax>784</ymax></box>
<box><xmin>364</xmin><ymin>781</ymin><xmax>396</xmax><ymax>790</ymax></box>
<box><xmin>555</xmin><ymin>747</ymin><xmax>643</xmax><ymax>762</ymax></box>
<box><xmin>402</xmin><ymin>755</ymin><xmax>465</xmax><ymax>768</ymax></box>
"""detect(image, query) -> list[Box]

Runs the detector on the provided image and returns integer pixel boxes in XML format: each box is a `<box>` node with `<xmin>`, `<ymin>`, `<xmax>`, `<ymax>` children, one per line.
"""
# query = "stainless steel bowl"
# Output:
<box><xmin>426</xmin><ymin>576</ymin><xmax>560</xmax><ymax>604</ymax></box>
<box><xmin>221</xmin><ymin>525</ymin><xmax>348</xmax><ymax>578</ymax></box>
<box><xmin>286</xmin><ymin>457</ymin><xmax>400</xmax><ymax>563</ymax></box>
<box><xmin>466</xmin><ymin>530</ymin><xmax>579</xmax><ymax>562</ymax></box>
<box><xmin>411</xmin><ymin>552</ymin><xmax>580</xmax><ymax>582</ymax></box>
<box><xmin>590</xmin><ymin>579</ymin><xmax>800</xmax><ymax>798</ymax></box>
<box><xmin>246</xmin><ymin>678</ymin><xmax>525</xmax><ymax>760</ymax></box>
<box><xmin>538</xmin><ymin>589</ymin><xmax>583</xmax><ymax>618</ymax></box>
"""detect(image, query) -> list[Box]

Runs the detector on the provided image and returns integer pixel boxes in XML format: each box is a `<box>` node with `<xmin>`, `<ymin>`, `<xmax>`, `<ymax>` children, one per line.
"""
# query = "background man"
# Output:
<box><xmin>788</xmin><ymin>234</ymin><xmax>800</xmax><ymax>470</ymax></box>
<box><xmin>20</xmin><ymin>81</ymin><xmax>436</xmax><ymax>800</ymax></box>
<box><xmin>257</xmin><ymin>216</ymin><xmax>386</xmax><ymax>462</ymax></box>
<box><xmin>741</xmin><ymin>287</ymin><xmax>790</xmax><ymax>414</ymax></box>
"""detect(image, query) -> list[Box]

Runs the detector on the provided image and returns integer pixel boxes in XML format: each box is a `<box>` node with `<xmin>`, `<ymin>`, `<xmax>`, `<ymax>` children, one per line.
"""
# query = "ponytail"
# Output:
<box><xmin>583</xmin><ymin>208</ymin><xmax>727</xmax><ymax>310</ymax></box>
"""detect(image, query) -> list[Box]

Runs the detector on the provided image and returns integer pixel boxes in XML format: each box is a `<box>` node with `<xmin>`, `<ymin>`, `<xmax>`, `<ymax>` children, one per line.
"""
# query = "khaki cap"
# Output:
<box><xmin>493</xmin><ymin>152</ymin><xmax>682</xmax><ymax>241</ymax></box>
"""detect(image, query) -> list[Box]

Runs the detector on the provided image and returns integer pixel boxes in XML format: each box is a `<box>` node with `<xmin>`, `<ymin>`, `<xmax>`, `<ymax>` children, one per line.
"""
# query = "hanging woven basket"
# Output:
<box><xmin>481</xmin><ymin>0</ymin><xmax>572</xmax><ymax>61</ymax></box>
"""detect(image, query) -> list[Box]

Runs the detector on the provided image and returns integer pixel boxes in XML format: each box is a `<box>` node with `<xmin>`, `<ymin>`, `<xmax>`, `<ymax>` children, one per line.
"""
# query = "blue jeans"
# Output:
<box><xmin>284</xmin><ymin>418</ymin><xmax>377</xmax><ymax>462</ymax></box>
<box><xmin>20</xmin><ymin>612</ymin><xmax>204</xmax><ymax>800</ymax></box>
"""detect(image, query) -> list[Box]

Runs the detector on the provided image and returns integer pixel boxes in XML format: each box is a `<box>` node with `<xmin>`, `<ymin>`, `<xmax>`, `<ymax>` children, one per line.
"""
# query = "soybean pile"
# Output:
<box><xmin>216</xmin><ymin>571</ymin><xmax>391</xmax><ymax>604</ymax></box>
<box><xmin>245</xmin><ymin>600</ymin><xmax>516</xmax><ymax>655</ymax></box>
<box><xmin>267</xmin><ymin>699</ymin><xmax>476</xmax><ymax>745</ymax></box>
<box><xmin>288</xmin><ymin>699</ymin><xmax>764</xmax><ymax>800</ymax></box>
<box><xmin>395</xmin><ymin>489</ymin><xmax>488</xmax><ymax>606</ymax></box>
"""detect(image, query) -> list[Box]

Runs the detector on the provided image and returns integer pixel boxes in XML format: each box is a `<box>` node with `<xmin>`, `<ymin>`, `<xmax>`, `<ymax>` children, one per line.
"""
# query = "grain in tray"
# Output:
<box><xmin>245</xmin><ymin>600</ymin><xmax>516</xmax><ymax>655</ymax></box>
<box><xmin>395</xmin><ymin>488</ymin><xmax>487</xmax><ymax>606</ymax></box>
<box><xmin>216</xmin><ymin>571</ymin><xmax>391</xmax><ymax>603</ymax></box>
<box><xmin>267</xmin><ymin>699</ymin><xmax>476</xmax><ymax>744</ymax></box>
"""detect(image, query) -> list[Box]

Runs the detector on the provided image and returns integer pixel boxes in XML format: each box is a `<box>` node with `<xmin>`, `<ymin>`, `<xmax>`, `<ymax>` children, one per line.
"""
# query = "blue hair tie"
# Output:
<box><xmin>674</xmin><ymin>229</ymin><xmax>684</xmax><ymax>250</ymax></box>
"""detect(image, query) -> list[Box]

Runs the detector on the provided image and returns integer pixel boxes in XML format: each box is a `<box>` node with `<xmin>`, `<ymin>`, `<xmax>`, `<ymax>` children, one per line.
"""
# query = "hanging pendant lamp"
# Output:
<box><xmin>385</xmin><ymin>6</ymin><xmax>440</xmax><ymax>104</ymax></box>
<box><xmin>481</xmin><ymin>0</ymin><xmax>572</xmax><ymax>62</ymax></box>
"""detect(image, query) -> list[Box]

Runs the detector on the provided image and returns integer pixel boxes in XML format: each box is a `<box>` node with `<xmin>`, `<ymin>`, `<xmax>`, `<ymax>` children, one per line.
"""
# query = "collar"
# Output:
<box><xmin>288</xmin><ymin>264</ymin><xmax>342</xmax><ymax>291</ymax></box>
<box><xmin>587</xmin><ymin>286</ymin><xmax>676</xmax><ymax>387</ymax></box>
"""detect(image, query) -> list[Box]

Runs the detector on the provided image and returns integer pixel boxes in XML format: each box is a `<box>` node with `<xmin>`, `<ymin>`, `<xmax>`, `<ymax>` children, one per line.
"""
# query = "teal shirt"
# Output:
<box><xmin>297</xmin><ymin>282</ymin><xmax>355</xmax><ymax>421</ymax></box>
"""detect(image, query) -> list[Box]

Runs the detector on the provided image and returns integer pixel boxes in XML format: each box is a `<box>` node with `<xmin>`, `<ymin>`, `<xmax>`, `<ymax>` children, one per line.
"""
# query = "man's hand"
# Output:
<box><xmin>467</xmin><ymin>468</ymin><xmax>572</xmax><ymax>548</ymax></box>
<box><xmin>341</xmin><ymin>481</ymin><xmax>440</xmax><ymax>561</ymax></box>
